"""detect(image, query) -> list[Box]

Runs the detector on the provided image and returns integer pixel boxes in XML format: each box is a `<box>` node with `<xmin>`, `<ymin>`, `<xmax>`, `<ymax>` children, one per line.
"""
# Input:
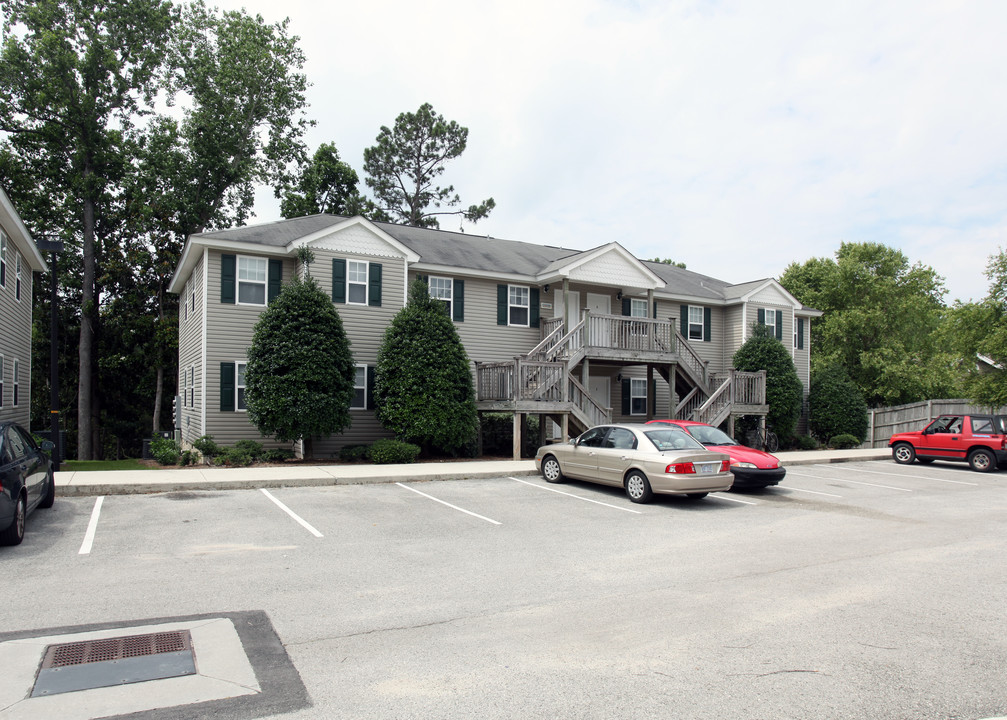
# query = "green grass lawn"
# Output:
<box><xmin>59</xmin><ymin>459</ymin><xmax>154</xmax><ymax>472</ymax></box>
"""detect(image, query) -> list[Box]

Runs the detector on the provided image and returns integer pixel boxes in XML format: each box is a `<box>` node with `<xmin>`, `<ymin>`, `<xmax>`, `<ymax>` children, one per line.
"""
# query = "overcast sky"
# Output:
<box><xmin>218</xmin><ymin>0</ymin><xmax>1006</xmax><ymax>305</ymax></box>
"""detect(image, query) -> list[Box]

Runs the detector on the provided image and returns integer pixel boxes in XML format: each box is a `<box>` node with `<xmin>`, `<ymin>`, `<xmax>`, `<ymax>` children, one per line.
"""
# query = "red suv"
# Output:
<box><xmin>646</xmin><ymin>420</ymin><xmax>785</xmax><ymax>490</ymax></box>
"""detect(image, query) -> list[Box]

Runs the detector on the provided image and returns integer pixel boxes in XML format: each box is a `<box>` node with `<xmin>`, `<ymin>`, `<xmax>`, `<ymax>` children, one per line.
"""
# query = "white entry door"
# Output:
<box><xmin>588</xmin><ymin>375</ymin><xmax>611</xmax><ymax>415</ymax></box>
<box><xmin>586</xmin><ymin>293</ymin><xmax>612</xmax><ymax>347</ymax></box>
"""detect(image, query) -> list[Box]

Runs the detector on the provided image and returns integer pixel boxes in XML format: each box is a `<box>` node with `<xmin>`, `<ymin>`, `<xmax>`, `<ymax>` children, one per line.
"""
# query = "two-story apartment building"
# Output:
<box><xmin>0</xmin><ymin>186</ymin><xmax>47</xmax><ymax>429</ymax></box>
<box><xmin>168</xmin><ymin>214</ymin><xmax>820</xmax><ymax>458</ymax></box>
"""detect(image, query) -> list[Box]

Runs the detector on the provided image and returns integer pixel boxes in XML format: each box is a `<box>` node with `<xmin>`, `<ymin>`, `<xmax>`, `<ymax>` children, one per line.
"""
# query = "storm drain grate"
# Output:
<box><xmin>32</xmin><ymin>630</ymin><xmax>196</xmax><ymax>697</ymax></box>
<box><xmin>41</xmin><ymin>631</ymin><xmax>192</xmax><ymax>668</ymax></box>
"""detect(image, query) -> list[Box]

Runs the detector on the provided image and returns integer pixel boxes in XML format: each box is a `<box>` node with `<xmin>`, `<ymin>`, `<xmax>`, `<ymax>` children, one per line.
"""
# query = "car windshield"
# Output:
<box><xmin>684</xmin><ymin>424</ymin><xmax>736</xmax><ymax>446</ymax></box>
<box><xmin>643</xmin><ymin>427</ymin><xmax>706</xmax><ymax>452</ymax></box>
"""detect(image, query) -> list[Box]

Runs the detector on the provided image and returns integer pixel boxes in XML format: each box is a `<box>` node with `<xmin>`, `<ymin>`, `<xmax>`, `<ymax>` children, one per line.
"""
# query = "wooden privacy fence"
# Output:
<box><xmin>867</xmin><ymin>399</ymin><xmax>1007</xmax><ymax>448</ymax></box>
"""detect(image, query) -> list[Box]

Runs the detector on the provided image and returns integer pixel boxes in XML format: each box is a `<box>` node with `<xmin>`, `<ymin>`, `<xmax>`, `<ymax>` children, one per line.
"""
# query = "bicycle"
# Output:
<box><xmin>748</xmin><ymin>426</ymin><xmax>779</xmax><ymax>453</ymax></box>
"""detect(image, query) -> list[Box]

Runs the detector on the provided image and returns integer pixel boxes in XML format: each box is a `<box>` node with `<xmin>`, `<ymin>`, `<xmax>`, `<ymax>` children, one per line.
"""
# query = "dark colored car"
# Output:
<box><xmin>0</xmin><ymin>422</ymin><xmax>56</xmax><ymax>546</ymax></box>
<box><xmin>646</xmin><ymin>419</ymin><xmax>786</xmax><ymax>490</ymax></box>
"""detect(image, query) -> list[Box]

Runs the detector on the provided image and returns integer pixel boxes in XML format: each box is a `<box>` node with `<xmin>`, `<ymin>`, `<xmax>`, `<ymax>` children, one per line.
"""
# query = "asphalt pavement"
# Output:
<box><xmin>54</xmin><ymin>447</ymin><xmax>892</xmax><ymax>496</ymax></box>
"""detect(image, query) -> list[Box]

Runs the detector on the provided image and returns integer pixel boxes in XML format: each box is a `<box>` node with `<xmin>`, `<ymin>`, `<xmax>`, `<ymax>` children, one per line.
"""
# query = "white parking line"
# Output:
<box><xmin>397</xmin><ymin>483</ymin><xmax>502</xmax><ymax>525</ymax></box>
<box><xmin>260</xmin><ymin>489</ymin><xmax>324</xmax><ymax>537</ymax></box>
<box><xmin>826</xmin><ymin>465</ymin><xmax>979</xmax><ymax>486</ymax></box>
<box><xmin>78</xmin><ymin>496</ymin><xmax>104</xmax><ymax>555</ymax></box>
<box><xmin>510</xmin><ymin>477</ymin><xmax>643</xmax><ymax>513</ymax></box>
<box><xmin>711</xmin><ymin>493</ymin><xmax>758</xmax><ymax>505</ymax></box>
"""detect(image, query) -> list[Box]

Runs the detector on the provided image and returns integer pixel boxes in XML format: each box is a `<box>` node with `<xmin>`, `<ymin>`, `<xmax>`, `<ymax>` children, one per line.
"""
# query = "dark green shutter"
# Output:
<box><xmin>704</xmin><ymin>307</ymin><xmax>712</xmax><ymax>343</ymax></box>
<box><xmin>368</xmin><ymin>263</ymin><xmax>382</xmax><ymax>307</ymax></box>
<box><xmin>453</xmin><ymin>279</ymin><xmax>464</xmax><ymax>321</ymax></box>
<box><xmin>622</xmin><ymin>378</ymin><xmax>631</xmax><ymax>415</ymax></box>
<box><xmin>332</xmin><ymin>259</ymin><xmax>346</xmax><ymax>303</ymax></box>
<box><xmin>221</xmin><ymin>254</ymin><xmax>236</xmax><ymax>304</ymax></box>
<box><xmin>497</xmin><ymin>285</ymin><xmax>508</xmax><ymax>325</ymax></box>
<box><xmin>797</xmin><ymin>318</ymin><xmax>804</xmax><ymax>349</ymax></box>
<box><xmin>757</xmin><ymin>308</ymin><xmax>765</xmax><ymax>326</ymax></box>
<box><xmin>366</xmin><ymin>365</ymin><xmax>376</xmax><ymax>410</ymax></box>
<box><xmin>776</xmin><ymin>314</ymin><xmax>783</xmax><ymax>341</ymax></box>
<box><xmin>220</xmin><ymin>362</ymin><xmax>235</xmax><ymax>412</ymax></box>
<box><xmin>680</xmin><ymin>305</ymin><xmax>688</xmax><ymax>336</ymax></box>
<box><xmin>268</xmin><ymin>259</ymin><xmax>282</xmax><ymax>302</ymax></box>
<box><xmin>530</xmin><ymin>288</ymin><xmax>540</xmax><ymax>328</ymax></box>
<box><xmin>622</xmin><ymin>298</ymin><xmax>631</xmax><ymax>316</ymax></box>
<box><xmin>653</xmin><ymin>301</ymin><xmax>658</xmax><ymax>319</ymax></box>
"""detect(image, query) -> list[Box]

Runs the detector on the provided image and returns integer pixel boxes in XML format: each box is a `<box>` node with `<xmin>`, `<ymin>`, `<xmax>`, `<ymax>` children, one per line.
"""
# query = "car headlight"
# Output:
<box><xmin>732</xmin><ymin>461</ymin><xmax>756</xmax><ymax>469</ymax></box>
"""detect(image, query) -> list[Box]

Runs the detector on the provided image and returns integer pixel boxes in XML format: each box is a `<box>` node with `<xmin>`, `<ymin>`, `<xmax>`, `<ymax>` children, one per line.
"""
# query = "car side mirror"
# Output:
<box><xmin>41</xmin><ymin>440</ymin><xmax>55</xmax><ymax>452</ymax></box>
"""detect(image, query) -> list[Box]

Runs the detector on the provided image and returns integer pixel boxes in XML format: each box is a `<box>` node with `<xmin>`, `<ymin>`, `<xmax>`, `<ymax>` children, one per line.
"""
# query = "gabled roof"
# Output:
<box><xmin>167</xmin><ymin>213</ymin><xmax>820</xmax><ymax>314</ymax></box>
<box><xmin>0</xmin><ymin>186</ymin><xmax>47</xmax><ymax>273</ymax></box>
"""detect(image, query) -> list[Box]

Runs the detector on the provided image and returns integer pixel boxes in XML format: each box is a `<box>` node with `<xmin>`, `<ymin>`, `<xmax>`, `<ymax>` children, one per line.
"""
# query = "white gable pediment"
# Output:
<box><xmin>540</xmin><ymin>243</ymin><xmax>663</xmax><ymax>291</ymax></box>
<box><xmin>736</xmin><ymin>279</ymin><xmax>800</xmax><ymax>308</ymax></box>
<box><xmin>300</xmin><ymin>217</ymin><xmax>420</xmax><ymax>262</ymax></box>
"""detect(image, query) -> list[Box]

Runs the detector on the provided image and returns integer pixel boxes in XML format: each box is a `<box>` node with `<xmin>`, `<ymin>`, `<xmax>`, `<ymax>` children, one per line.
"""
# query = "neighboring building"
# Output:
<box><xmin>0</xmin><ymin>186</ymin><xmax>47</xmax><ymax>429</ymax></box>
<box><xmin>167</xmin><ymin>215</ymin><xmax>820</xmax><ymax>457</ymax></box>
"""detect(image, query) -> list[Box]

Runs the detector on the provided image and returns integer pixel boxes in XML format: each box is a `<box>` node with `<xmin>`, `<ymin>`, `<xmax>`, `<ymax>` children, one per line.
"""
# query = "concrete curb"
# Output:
<box><xmin>53</xmin><ymin>450</ymin><xmax>893</xmax><ymax>498</ymax></box>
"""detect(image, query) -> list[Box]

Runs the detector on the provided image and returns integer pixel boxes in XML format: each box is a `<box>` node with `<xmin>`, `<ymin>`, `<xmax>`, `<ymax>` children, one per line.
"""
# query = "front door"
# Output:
<box><xmin>919</xmin><ymin>415</ymin><xmax>965</xmax><ymax>459</ymax></box>
<box><xmin>588</xmin><ymin>375</ymin><xmax>611</xmax><ymax>417</ymax></box>
<box><xmin>555</xmin><ymin>289</ymin><xmax>581</xmax><ymax>351</ymax></box>
<box><xmin>586</xmin><ymin>293</ymin><xmax>611</xmax><ymax>347</ymax></box>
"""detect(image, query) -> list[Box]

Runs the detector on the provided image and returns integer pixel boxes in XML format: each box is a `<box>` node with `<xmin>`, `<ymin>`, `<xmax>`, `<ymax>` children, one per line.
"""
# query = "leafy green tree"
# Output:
<box><xmin>808</xmin><ymin>364</ymin><xmax>869</xmax><ymax>442</ymax></box>
<box><xmin>779</xmin><ymin>242</ymin><xmax>957</xmax><ymax>407</ymax></box>
<box><xmin>0</xmin><ymin>0</ymin><xmax>176</xmax><ymax>459</ymax></box>
<box><xmin>280</xmin><ymin>142</ymin><xmax>361</xmax><ymax>218</ymax></box>
<box><xmin>362</xmin><ymin>103</ymin><xmax>495</xmax><ymax>229</ymax></box>
<box><xmin>244</xmin><ymin>274</ymin><xmax>356</xmax><ymax>458</ymax></box>
<box><xmin>733</xmin><ymin>325</ymin><xmax>803</xmax><ymax>441</ymax></box>
<box><xmin>941</xmin><ymin>248</ymin><xmax>1007</xmax><ymax>408</ymax></box>
<box><xmin>375</xmin><ymin>279</ymin><xmax>478</xmax><ymax>455</ymax></box>
<box><xmin>649</xmin><ymin>258</ymin><xmax>686</xmax><ymax>268</ymax></box>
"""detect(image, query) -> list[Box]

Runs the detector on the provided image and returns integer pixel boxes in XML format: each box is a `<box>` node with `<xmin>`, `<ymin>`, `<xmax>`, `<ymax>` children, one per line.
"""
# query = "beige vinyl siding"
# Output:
<box><xmin>723</xmin><ymin>305</ymin><xmax>745</xmax><ymax>364</ymax></box>
<box><xmin>311</xmin><ymin>249</ymin><xmax>407</xmax><ymax>456</ymax></box>
<box><xmin>794</xmin><ymin>316</ymin><xmax>812</xmax><ymax>432</ymax></box>
<box><xmin>178</xmin><ymin>257</ymin><xmax>205</xmax><ymax>444</ymax></box>
<box><xmin>0</xmin><ymin>228</ymin><xmax>33</xmax><ymax>427</ymax></box>
<box><xmin>203</xmin><ymin>250</ymin><xmax>291</xmax><ymax>447</ymax></box>
<box><xmin>447</xmin><ymin>275</ymin><xmax>544</xmax><ymax>363</ymax></box>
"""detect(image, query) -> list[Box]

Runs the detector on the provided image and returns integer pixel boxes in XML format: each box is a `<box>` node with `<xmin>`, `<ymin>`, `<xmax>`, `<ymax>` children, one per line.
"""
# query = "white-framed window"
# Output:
<box><xmin>0</xmin><ymin>231</ymin><xmax>6</xmax><ymax>288</ymax></box>
<box><xmin>0</xmin><ymin>355</ymin><xmax>4</xmax><ymax>407</ymax></box>
<box><xmin>347</xmin><ymin>260</ymin><xmax>369</xmax><ymax>304</ymax></box>
<box><xmin>509</xmin><ymin>285</ymin><xmax>530</xmax><ymax>326</ymax></box>
<box><xmin>630</xmin><ymin>298</ymin><xmax>648</xmax><ymax>317</ymax></box>
<box><xmin>630</xmin><ymin>378</ymin><xmax>647</xmax><ymax>415</ymax></box>
<box><xmin>236</xmin><ymin>362</ymin><xmax>247</xmax><ymax>411</ymax></box>
<box><xmin>237</xmin><ymin>256</ymin><xmax>267</xmax><ymax>305</ymax></box>
<box><xmin>188</xmin><ymin>366</ymin><xmax>195</xmax><ymax>407</ymax></box>
<box><xmin>428</xmin><ymin>276</ymin><xmax>453</xmax><ymax>316</ymax></box>
<box><xmin>688</xmin><ymin>306</ymin><xmax>704</xmax><ymax>341</ymax></box>
<box><xmin>794</xmin><ymin>320</ymin><xmax>798</xmax><ymax>349</ymax></box>
<box><xmin>764</xmin><ymin>309</ymin><xmax>778</xmax><ymax>337</ymax></box>
<box><xmin>12</xmin><ymin>359</ymin><xmax>18</xmax><ymax>407</ymax></box>
<box><xmin>352</xmin><ymin>365</ymin><xmax>367</xmax><ymax>409</ymax></box>
<box><xmin>15</xmin><ymin>251</ymin><xmax>22</xmax><ymax>302</ymax></box>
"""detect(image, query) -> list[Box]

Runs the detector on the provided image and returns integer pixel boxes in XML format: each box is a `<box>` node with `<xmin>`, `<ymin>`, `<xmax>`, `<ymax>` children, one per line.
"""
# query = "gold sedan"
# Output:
<box><xmin>535</xmin><ymin>424</ymin><xmax>733</xmax><ymax>503</ymax></box>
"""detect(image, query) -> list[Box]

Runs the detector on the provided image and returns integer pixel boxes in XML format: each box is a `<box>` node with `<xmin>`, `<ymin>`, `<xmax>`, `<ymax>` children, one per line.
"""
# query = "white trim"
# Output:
<box><xmin>14</xmin><ymin>250</ymin><xmax>22</xmax><ymax>302</ymax></box>
<box><xmin>0</xmin><ymin>353</ymin><xmax>4</xmax><ymax>408</ymax></box>
<box><xmin>428</xmin><ymin>275</ymin><xmax>454</xmax><ymax>318</ymax></box>
<box><xmin>351</xmin><ymin>364</ymin><xmax>368</xmax><ymax>410</ymax></box>
<box><xmin>236</xmin><ymin>360</ymin><xmax>248</xmax><ymax>412</ymax></box>
<box><xmin>12</xmin><ymin>357</ymin><xmax>19</xmax><ymax>407</ymax></box>
<box><xmin>0</xmin><ymin>231</ymin><xmax>6</xmax><ymax>289</ymax></box>
<box><xmin>687</xmin><ymin>305</ymin><xmax>704</xmax><ymax>341</ymax></box>
<box><xmin>629</xmin><ymin>378</ymin><xmax>647</xmax><ymax>416</ymax></box>
<box><xmin>508</xmin><ymin>284</ymin><xmax>530</xmax><ymax>327</ymax></box>
<box><xmin>236</xmin><ymin>255</ymin><xmax>268</xmax><ymax>306</ymax></box>
<box><xmin>345</xmin><ymin>259</ymin><xmax>369</xmax><ymax>305</ymax></box>
<box><xmin>200</xmin><ymin>248</ymin><xmax>208</xmax><ymax>434</ymax></box>
<box><xmin>293</xmin><ymin>216</ymin><xmax>420</xmax><ymax>262</ymax></box>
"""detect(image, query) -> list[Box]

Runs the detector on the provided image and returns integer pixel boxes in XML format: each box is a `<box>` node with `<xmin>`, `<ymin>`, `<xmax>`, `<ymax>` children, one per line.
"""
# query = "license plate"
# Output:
<box><xmin>696</xmin><ymin>463</ymin><xmax>716</xmax><ymax>474</ymax></box>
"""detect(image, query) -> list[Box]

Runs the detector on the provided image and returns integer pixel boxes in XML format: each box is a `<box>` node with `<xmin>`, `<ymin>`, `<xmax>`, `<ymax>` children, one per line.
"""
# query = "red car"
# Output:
<box><xmin>646</xmin><ymin>419</ymin><xmax>785</xmax><ymax>489</ymax></box>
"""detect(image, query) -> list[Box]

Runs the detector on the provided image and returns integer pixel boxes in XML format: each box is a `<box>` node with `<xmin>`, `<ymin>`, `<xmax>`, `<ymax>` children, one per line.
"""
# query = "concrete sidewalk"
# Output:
<box><xmin>54</xmin><ymin>448</ymin><xmax>892</xmax><ymax>497</ymax></box>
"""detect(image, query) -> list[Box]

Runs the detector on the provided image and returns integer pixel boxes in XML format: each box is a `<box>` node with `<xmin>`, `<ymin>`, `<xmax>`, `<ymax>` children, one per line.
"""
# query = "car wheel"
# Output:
<box><xmin>892</xmin><ymin>442</ymin><xmax>916</xmax><ymax>465</ymax></box>
<box><xmin>625</xmin><ymin>470</ymin><xmax>653</xmax><ymax>504</ymax></box>
<box><xmin>541</xmin><ymin>455</ymin><xmax>564</xmax><ymax>484</ymax></box>
<box><xmin>685</xmin><ymin>492</ymin><xmax>708</xmax><ymax>500</ymax></box>
<box><xmin>968</xmin><ymin>448</ymin><xmax>996</xmax><ymax>473</ymax></box>
<box><xmin>39</xmin><ymin>473</ymin><xmax>55</xmax><ymax>509</ymax></box>
<box><xmin>0</xmin><ymin>494</ymin><xmax>26</xmax><ymax>546</ymax></box>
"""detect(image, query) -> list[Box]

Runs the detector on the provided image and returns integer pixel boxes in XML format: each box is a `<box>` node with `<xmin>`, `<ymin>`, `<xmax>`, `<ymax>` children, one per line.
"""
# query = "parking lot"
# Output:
<box><xmin>3</xmin><ymin>460</ymin><xmax>1007</xmax><ymax>719</ymax></box>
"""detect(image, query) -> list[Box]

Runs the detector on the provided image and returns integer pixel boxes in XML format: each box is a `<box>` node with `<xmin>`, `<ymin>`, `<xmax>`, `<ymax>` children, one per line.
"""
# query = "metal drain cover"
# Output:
<box><xmin>32</xmin><ymin>630</ymin><xmax>196</xmax><ymax>697</ymax></box>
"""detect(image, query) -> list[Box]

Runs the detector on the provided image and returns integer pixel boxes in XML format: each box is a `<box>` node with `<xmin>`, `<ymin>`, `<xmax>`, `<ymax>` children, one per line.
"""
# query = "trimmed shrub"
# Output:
<box><xmin>339</xmin><ymin>444</ymin><xmax>370</xmax><ymax>462</ymax></box>
<box><xmin>179</xmin><ymin>450</ymin><xmax>197</xmax><ymax>466</ymax></box>
<box><xmin>809</xmin><ymin>364</ymin><xmax>869</xmax><ymax>443</ymax></box>
<box><xmin>829</xmin><ymin>434</ymin><xmax>862</xmax><ymax>449</ymax></box>
<box><xmin>733</xmin><ymin>325</ymin><xmax>803</xmax><ymax>442</ymax></box>
<box><xmin>150</xmin><ymin>437</ymin><xmax>180</xmax><ymax>465</ymax></box>
<box><xmin>234</xmin><ymin>439</ymin><xmax>265</xmax><ymax>460</ymax></box>
<box><xmin>368</xmin><ymin>438</ymin><xmax>421</xmax><ymax>464</ymax></box>
<box><xmin>795</xmin><ymin>435</ymin><xmax>819</xmax><ymax>450</ymax></box>
<box><xmin>193</xmin><ymin>435</ymin><xmax>223</xmax><ymax>459</ymax></box>
<box><xmin>262</xmin><ymin>448</ymin><xmax>295</xmax><ymax>462</ymax></box>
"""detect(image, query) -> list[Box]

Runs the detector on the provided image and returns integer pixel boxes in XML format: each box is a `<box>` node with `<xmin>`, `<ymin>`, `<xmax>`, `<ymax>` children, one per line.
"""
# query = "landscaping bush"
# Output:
<box><xmin>234</xmin><ymin>439</ymin><xmax>265</xmax><ymax>461</ymax></box>
<box><xmin>218</xmin><ymin>447</ymin><xmax>255</xmax><ymax>466</ymax></box>
<box><xmin>192</xmin><ymin>435</ymin><xmax>223</xmax><ymax>459</ymax></box>
<box><xmin>179</xmin><ymin>450</ymin><xmax>197</xmax><ymax>466</ymax></box>
<box><xmin>368</xmin><ymin>438</ymin><xmax>421</xmax><ymax>464</ymax></box>
<box><xmin>809</xmin><ymin>364</ymin><xmax>869</xmax><ymax>443</ymax></box>
<box><xmin>339</xmin><ymin>444</ymin><xmax>370</xmax><ymax>462</ymax></box>
<box><xmin>262</xmin><ymin>448</ymin><xmax>295</xmax><ymax>462</ymax></box>
<box><xmin>149</xmin><ymin>436</ymin><xmax>180</xmax><ymax>465</ymax></box>
<box><xmin>828</xmin><ymin>434</ymin><xmax>862</xmax><ymax>449</ymax></box>
<box><xmin>733</xmin><ymin>325</ymin><xmax>803</xmax><ymax>443</ymax></box>
<box><xmin>795</xmin><ymin>435</ymin><xmax>819</xmax><ymax>450</ymax></box>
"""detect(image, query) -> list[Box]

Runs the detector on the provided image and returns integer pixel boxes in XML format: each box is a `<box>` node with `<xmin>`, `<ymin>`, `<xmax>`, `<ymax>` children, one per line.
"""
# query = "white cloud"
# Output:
<box><xmin>230</xmin><ymin>0</ymin><xmax>1007</xmax><ymax>303</ymax></box>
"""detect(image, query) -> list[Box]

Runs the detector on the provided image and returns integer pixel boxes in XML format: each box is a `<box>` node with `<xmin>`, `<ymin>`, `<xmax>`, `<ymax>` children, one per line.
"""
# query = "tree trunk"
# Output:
<box><xmin>153</xmin><ymin>365</ymin><xmax>163</xmax><ymax>434</ymax></box>
<box><xmin>77</xmin><ymin>195</ymin><xmax>96</xmax><ymax>460</ymax></box>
